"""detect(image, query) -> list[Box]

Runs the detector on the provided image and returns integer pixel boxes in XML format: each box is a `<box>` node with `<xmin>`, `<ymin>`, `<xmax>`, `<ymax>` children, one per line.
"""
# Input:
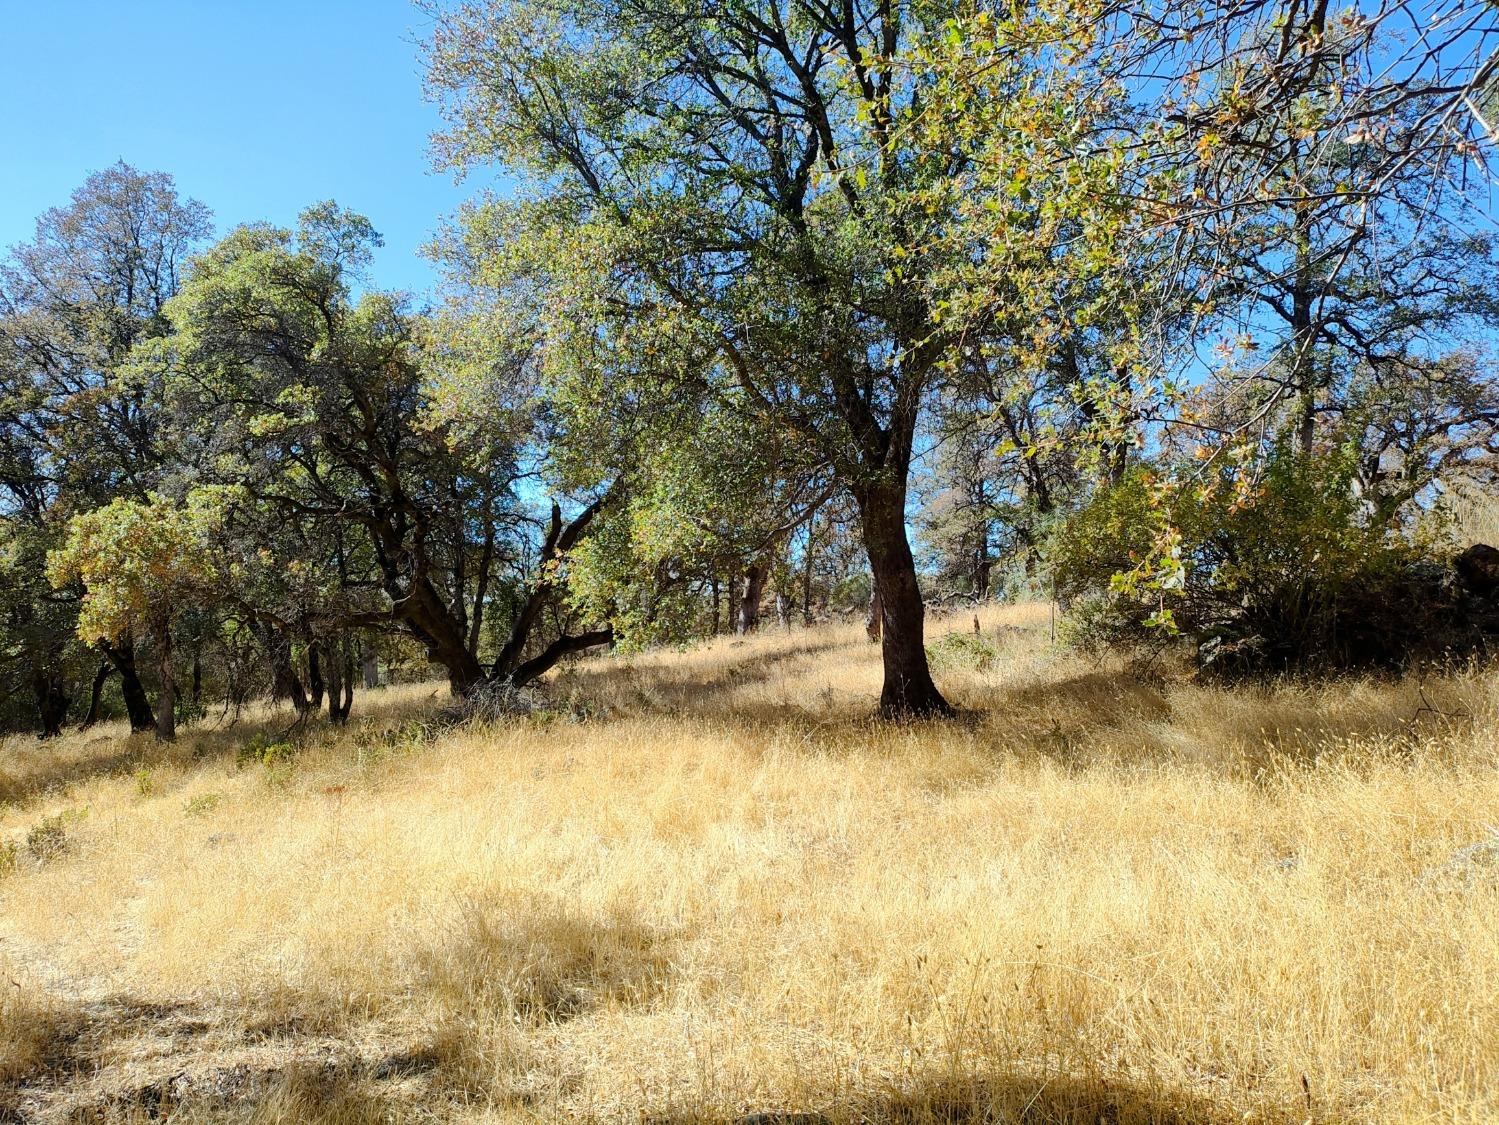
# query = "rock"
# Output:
<box><xmin>1455</xmin><ymin>543</ymin><xmax>1499</xmax><ymax>596</ymax></box>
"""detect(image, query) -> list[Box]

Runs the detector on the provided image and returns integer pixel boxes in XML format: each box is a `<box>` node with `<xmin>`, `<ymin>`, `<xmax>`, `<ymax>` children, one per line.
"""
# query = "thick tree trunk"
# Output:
<box><xmin>155</xmin><ymin>621</ymin><xmax>176</xmax><ymax>742</ymax></box>
<box><xmin>865</xmin><ymin>589</ymin><xmax>882</xmax><ymax>643</ymax></box>
<box><xmin>361</xmin><ymin>643</ymin><xmax>379</xmax><ymax>689</ymax></box>
<box><xmin>81</xmin><ymin>662</ymin><xmax>112</xmax><ymax>729</ymax></box>
<box><xmin>101</xmin><ymin>638</ymin><xmax>155</xmax><ymax>733</ymax></box>
<box><xmin>736</xmin><ymin>557</ymin><xmax>771</xmax><ymax>634</ymax></box>
<box><xmin>856</xmin><ymin>484</ymin><xmax>952</xmax><ymax>718</ymax></box>
<box><xmin>974</xmin><ymin>547</ymin><xmax>992</xmax><ymax>601</ymax></box>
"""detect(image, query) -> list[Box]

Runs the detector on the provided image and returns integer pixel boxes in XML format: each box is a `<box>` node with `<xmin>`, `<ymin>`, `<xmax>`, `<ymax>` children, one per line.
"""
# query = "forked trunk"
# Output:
<box><xmin>856</xmin><ymin>484</ymin><xmax>952</xmax><ymax>718</ymax></box>
<box><xmin>101</xmin><ymin>638</ymin><xmax>156</xmax><ymax>733</ymax></box>
<box><xmin>326</xmin><ymin>634</ymin><xmax>354</xmax><ymax>724</ymax></box>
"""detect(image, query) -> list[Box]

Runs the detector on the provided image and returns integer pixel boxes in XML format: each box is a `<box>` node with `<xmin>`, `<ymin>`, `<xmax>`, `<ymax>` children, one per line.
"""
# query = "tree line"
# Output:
<box><xmin>3</xmin><ymin>0</ymin><xmax>1497</xmax><ymax>736</ymax></box>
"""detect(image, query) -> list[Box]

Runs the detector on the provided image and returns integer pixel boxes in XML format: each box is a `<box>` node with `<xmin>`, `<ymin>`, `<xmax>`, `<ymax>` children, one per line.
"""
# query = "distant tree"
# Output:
<box><xmin>48</xmin><ymin>492</ymin><xmax>225</xmax><ymax>741</ymax></box>
<box><xmin>154</xmin><ymin>204</ymin><xmax>614</xmax><ymax>699</ymax></box>
<box><xmin>0</xmin><ymin>163</ymin><xmax>212</xmax><ymax>733</ymax></box>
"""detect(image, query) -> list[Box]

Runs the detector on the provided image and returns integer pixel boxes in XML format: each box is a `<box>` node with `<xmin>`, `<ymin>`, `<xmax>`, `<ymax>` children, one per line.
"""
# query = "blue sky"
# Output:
<box><xmin>0</xmin><ymin>0</ymin><xmax>501</xmax><ymax>296</ymax></box>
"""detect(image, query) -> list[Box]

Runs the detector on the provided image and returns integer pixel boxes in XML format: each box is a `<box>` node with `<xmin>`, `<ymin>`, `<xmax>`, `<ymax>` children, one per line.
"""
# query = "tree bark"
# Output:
<box><xmin>726</xmin><ymin>565</ymin><xmax>742</xmax><ymax>634</ymax></box>
<box><xmin>31</xmin><ymin>666</ymin><xmax>70</xmax><ymax>739</ymax></box>
<box><xmin>736</xmin><ymin>556</ymin><xmax>771</xmax><ymax>634</ymax></box>
<box><xmin>326</xmin><ymin>633</ymin><xmax>354</xmax><ymax>724</ymax></box>
<box><xmin>865</xmin><ymin>589</ymin><xmax>882</xmax><ymax>642</ymax></box>
<box><xmin>81</xmin><ymin>662</ymin><xmax>112</xmax><ymax>729</ymax></box>
<box><xmin>509</xmin><ymin>628</ymin><xmax>614</xmax><ymax>687</ymax></box>
<box><xmin>361</xmin><ymin>642</ymin><xmax>379</xmax><ymax>689</ymax></box>
<box><xmin>802</xmin><ymin>529</ymin><xmax>817</xmax><ymax>625</ymax></box>
<box><xmin>100</xmin><ymin>638</ymin><xmax>156</xmax><ymax>733</ymax></box>
<box><xmin>307</xmin><ymin>641</ymin><xmax>325</xmax><ymax>709</ymax></box>
<box><xmin>261</xmin><ymin>624</ymin><xmax>310</xmax><ymax>714</ymax></box>
<box><xmin>855</xmin><ymin>484</ymin><xmax>952</xmax><ymax>717</ymax></box>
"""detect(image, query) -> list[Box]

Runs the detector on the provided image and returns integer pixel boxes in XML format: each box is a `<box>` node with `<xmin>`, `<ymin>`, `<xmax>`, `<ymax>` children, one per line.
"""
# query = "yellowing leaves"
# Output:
<box><xmin>48</xmin><ymin>493</ymin><xmax>227</xmax><ymax>645</ymax></box>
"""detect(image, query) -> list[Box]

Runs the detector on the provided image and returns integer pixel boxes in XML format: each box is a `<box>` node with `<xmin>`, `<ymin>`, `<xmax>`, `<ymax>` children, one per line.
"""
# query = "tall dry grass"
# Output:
<box><xmin>1</xmin><ymin>605</ymin><xmax>1496</xmax><ymax>1123</ymax></box>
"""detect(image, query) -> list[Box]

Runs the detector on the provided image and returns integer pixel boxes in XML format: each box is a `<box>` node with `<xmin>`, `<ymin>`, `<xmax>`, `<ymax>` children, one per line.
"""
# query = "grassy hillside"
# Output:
<box><xmin>2</xmin><ymin>605</ymin><xmax>1497</xmax><ymax>1123</ymax></box>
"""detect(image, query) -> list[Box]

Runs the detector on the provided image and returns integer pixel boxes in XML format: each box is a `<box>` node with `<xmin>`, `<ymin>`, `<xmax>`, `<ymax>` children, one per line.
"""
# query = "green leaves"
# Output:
<box><xmin>48</xmin><ymin>492</ymin><xmax>227</xmax><ymax>645</ymax></box>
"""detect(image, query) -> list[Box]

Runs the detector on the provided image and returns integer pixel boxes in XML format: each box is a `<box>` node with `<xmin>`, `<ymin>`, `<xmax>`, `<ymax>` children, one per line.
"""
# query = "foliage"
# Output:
<box><xmin>46</xmin><ymin>492</ymin><xmax>226</xmax><ymax>646</ymax></box>
<box><xmin>181</xmin><ymin>792</ymin><xmax>222</xmax><ymax>819</ymax></box>
<box><xmin>236</xmin><ymin>733</ymin><xmax>296</xmax><ymax>770</ymax></box>
<box><xmin>1050</xmin><ymin>445</ymin><xmax>1445</xmax><ymax>671</ymax></box>
<box><xmin>925</xmin><ymin>631</ymin><xmax>1002</xmax><ymax>673</ymax></box>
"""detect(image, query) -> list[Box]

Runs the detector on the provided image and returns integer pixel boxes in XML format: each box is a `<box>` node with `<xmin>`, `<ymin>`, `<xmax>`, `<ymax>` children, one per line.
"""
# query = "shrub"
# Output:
<box><xmin>1048</xmin><ymin>445</ymin><xmax>1458</xmax><ymax>673</ymax></box>
<box><xmin>926</xmin><ymin>631</ymin><xmax>1002</xmax><ymax>672</ymax></box>
<box><xmin>236</xmin><ymin>733</ymin><xmax>295</xmax><ymax>769</ymax></box>
<box><xmin>26</xmin><ymin>810</ymin><xmax>84</xmax><ymax>861</ymax></box>
<box><xmin>182</xmin><ymin>792</ymin><xmax>222</xmax><ymax>818</ymax></box>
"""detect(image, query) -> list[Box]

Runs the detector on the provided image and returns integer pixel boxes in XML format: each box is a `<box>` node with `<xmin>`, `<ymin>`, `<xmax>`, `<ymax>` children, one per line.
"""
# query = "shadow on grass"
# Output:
<box><xmin>554</xmin><ymin>631</ymin><xmax>868</xmax><ymax>718</ymax></box>
<box><xmin>0</xmin><ymin>687</ymin><xmax>443</xmax><ymax>807</ymax></box>
<box><xmin>652</xmin><ymin>1070</ymin><xmax>1258</xmax><ymax>1125</ymax></box>
<box><xmin>414</xmin><ymin>894</ymin><xmax>673</xmax><ymax>1027</ymax></box>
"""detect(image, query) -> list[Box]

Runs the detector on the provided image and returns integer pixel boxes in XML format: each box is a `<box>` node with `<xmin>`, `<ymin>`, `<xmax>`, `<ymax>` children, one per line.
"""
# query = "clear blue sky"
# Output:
<box><xmin>0</xmin><ymin>0</ymin><xmax>502</xmax><ymax>296</ymax></box>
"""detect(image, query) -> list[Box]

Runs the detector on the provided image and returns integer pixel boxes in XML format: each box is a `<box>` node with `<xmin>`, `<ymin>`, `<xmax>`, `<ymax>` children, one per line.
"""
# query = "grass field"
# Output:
<box><xmin>2</xmin><ymin>604</ymin><xmax>1497</xmax><ymax>1123</ymax></box>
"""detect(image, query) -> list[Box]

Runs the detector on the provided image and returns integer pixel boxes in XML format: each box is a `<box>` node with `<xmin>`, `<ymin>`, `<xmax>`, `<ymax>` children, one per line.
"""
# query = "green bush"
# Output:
<box><xmin>1049</xmin><ymin>445</ymin><xmax>1431</xmax><ymax>672</ymax></box>
<box><xmin>926</xmin><ymin>631</ymin><xmax>1002</xmax><ymax>672</ymax></box>
<box><xmin>236</xmin><ymin>733</ymin><xmax>295</xmax><ymax>769</ymax></box>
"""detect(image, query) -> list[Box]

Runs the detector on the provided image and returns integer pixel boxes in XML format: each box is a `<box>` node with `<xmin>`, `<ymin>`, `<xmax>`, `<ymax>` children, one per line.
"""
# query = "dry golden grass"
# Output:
<box><xmin>1</xmin><ymin>605</ymin><xmax>1497</xmax><ymax>1123</ymax></box>
<box><xmin>1439</xmin><ymin>478</ymin><xmax>1499</xmax><ymax>550</ymax></box>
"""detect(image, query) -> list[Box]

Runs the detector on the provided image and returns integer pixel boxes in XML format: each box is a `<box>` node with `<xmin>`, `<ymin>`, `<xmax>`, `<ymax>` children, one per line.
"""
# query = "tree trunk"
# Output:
<box><xmin>101</xmin><ymin>638</ymin><xmax>156</xmax><ymax>733</ymax></box>
<box><xmin>361</xmin><ymin>642</ymin><xmax>379</xmax><ymax>689</ymax></box>
<box><xmin>155</xmin><ymin>620</ymin><xmax>176</xmax><ymax>742</ymax></box>
<box><xmin>264</xmin><ymin>627</ymin><xmax>310</xmax><ymax>714</ymax></box>
<box><xmin>726</xmin><ymin>566</ymin><xmax>742</xmax><ymax>635</ymax></box>
<box><xmin>801</xmin><ymin>534</ymin><xmax>816</xmax><ymax>625</ymax></box>
<box><xmin>307</xmin><ymin>642</ymin><xmax>325</xmax><ymax>709</ymax></box>
<box><xmin>80</xmin><ymin>662</ymin><xmax>112</xmax><ymax>729</ymax></box>
<box><xmin>710</xmin><ymin>577</ymin><xmax>721</xmax><ymax>635</ymax></box>
<box><xmin>865</xmin><ymin>589</ymin><xmax>882</xmax><ymax>643</ymax></box>
<box><xmin>326</xmin><ymin>634</ymin><xmax>354</xmax><ymax>724</ymax></box>
<box><xmin>974</xmin><ymin>546</ymin><xmax>992</xmax><ymax>601</ymax></box>
<box><xmin>736</xmin><ymin>557</ymin><xmax>771</xmax><ymax>634</ymax></box>
<box><xmin>31</xmin><ymin>667</ymin><xmax>70</xmax><ymax>739</ymax></box>
<box><xmin>856</xmin><ymin>484</ymin><xmax>952</xmax><ymax>718</ymax></box>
